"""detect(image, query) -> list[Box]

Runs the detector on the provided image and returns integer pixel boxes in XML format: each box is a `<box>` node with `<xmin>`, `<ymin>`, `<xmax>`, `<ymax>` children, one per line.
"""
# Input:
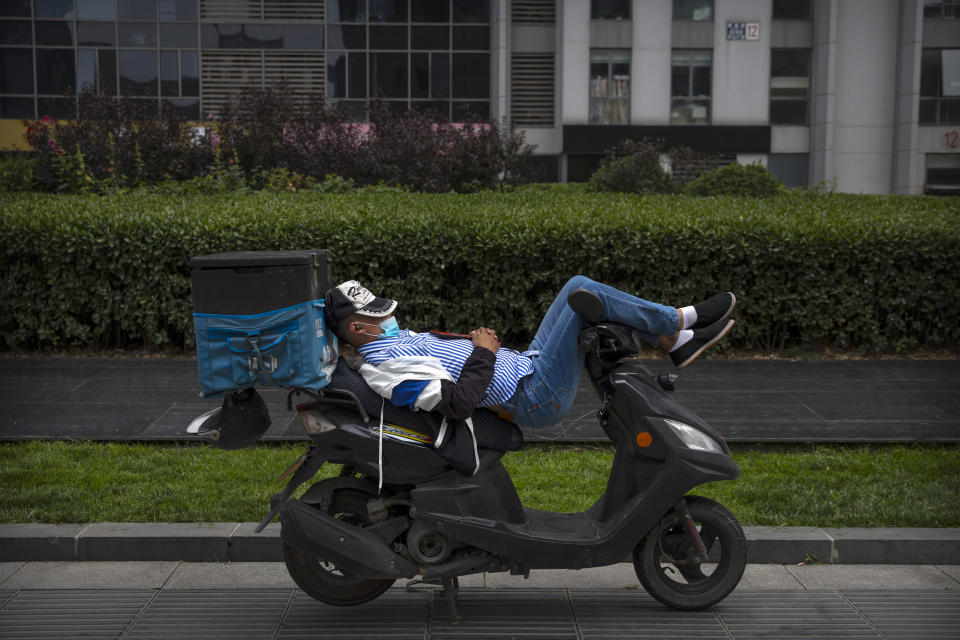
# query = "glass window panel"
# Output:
<box><xmin>161</xmin><ymin>50</ymin><xmax>178</xmax><ymax>96</ymax></box>
<box><xmin>671</xmin><ymin>98</ymin><xmax>710</xmax><ymax>123</ymax></box>
<box><xmin>589</xmin><ymin>98</ymin><xmax>608</xmax><ymax>123</ymax></box>
<box><xmin>921</xmin><ymin>49</ymin><xmax>941</xmax><ymax>96</ymax></box>
<box><xmin>942</xmin><ymin>98</ymin><xmax>960</xmax><ymax>123</ymax></box>
<box><xmin>181</xmin><ymin>50</ymin><xmax>197</xmax><ymax>95</ymax></box>
<box><xmin>671</xmin><ymin>63</ymin><xmax>688</xmax><ymax>96</ymax></box>
<box><xmin>78</xmin><ymin>0</ymin><xmax>115</xmax><ymax>19</ymax></box>
<box><xmin>773</xmin><ymin>0</ymin><xmax>810</xmax><ymax>20</ymax></box>
<box><xmin>37</xmin><ymin>49</ymin><xmax>75</xmax><ymax>94</ymax></box>
<box><xmin>942</xmin><ymin>49</ymin><xmax>960</xmax><ymax>96</ymax></box>
<box><xmin>453</xmin><ymin>26</ymin><xmax>487</xmax><ymax>49</ymax></box>
<box><xmin>771</xmin><ymin>49</ymin><xmax>809</xmax><ymax>77</ymax></box>
<box><xmin>431</xmin><ymin>51</ymin><xmax>449</xmax><ymax>98</ymax></box>
<box><xmin>159</xmin><ymin>23</ymin><xmax>197</xmax><ymax>47</ymax></box>
<box><xmin>452</xmin><ymin>0</ymin><xmax>489</xmax><ymax>23</ymax></box>
<box><xmin>611</xmin><ymin>62</ymin><xmax>629</xmax><ymax>98</ymax></box>
<box><xmin>119</xmin><ymin>0</ymin><xmax>157</xmax><ymax>20</ymax></box>
<box><xmin>99</xmin><ymin>49</ymin><xmax>117</xmax><ymax>94</ymax></box>
<box><xmin>411</xmin><ymin>51</ymin><xmax>428</xmax><ymax>97</ymax></box>
<box><xmin>36</xmin><ymin>0</ymin><xmax>75</xmax><ymax>19</ymax></box>
<box><xmin>370</xmin><ymin>0</ymin><xmax>407</xmax><ymax>22</ymax></box>
<box><xmin>38</xmin><ymin>96</ymin><xmax>76</xmax><ymax>117</ymax></box>
<box><xmin>0</xmin><ymin>1</ymin><xmax>31</xmax><ymax>18</ymax></box>
<box><xmin>329</xmin><ymin>0</ymin><xmax>366</xmax><ymax>22</ymax></box>
<box><xmin>327</xmin><ymin>25</ymin><xmax>366</xmax><ymax>49</ymax></box>
<box><xmin>770</xmin><ymin>99</ymin><xmax>807</xmax><ymax>124</ymax></box>
<box><xmin>0</xmin><ymin>20</ymin><xmax>32</xmax><ymax>45</ymax></box>
<box><xmin>163</xmin><ymin>97</ymin><xmax>198</xmax><ymax>119</ymax></box>
<box><xmin>371</xmin><ymin>51</ymin><xmax>407</xmax><ymax>97</ymax></box>
<box><xmin>453</xmin><ymin>100</ymin><xmax>488</xmax><ymax>120</ymax></box>
<box><xmin>119</xmin><ymin>22</ymin><xmax>157</xmax><ymax>47</ymax></box>
<box><xmin>1</xmin><ymin>96</ymin><xmax>34</xmax><ymax>117</ymax></box>
<box><xmin>767</xmin><ymin>154</ymin><xmax>808</xmax><ymax>188</ymax></box>
<box><xmin>36</xmin><ymin>21</ymin><xmax>75</xmax><ymax>46</ymax></box>
<box><xmin>159</xmin><ymin>0</ymin><xmax>197</xmax><ymax>21</ymax></box>
<box><xmin>349</xmin><ymin>51</ymin><xmax>367</xmax><ymax>97</ymax></box>
<box><xmin>919</xmin><ymin>98</ymin><xmax>937</xmax><ymax>123</ymax></box>
<box><xmin>371</xmin><ymin>25</ymin><xmax>407</xmax><ymax>49</ymax></box>
<box><xmin>77</xmin><ymin>48</ymin><xmax>96</xmax><ymax>92</ymax></box>
<box><xmin>591</xmin><ymin>0</ymin><xmax>630</xmax><ymax>20</ymax></box>
<box><xmin>692</xmin><ymin>65</ymin><xmax>711</xmax><ymax>96</ymax></box>
<box><xmin>78</xmin><ymin>22</ymin><xmax>116</xmax><ymax>45</ymax></box>
<box><xmin>119</xmin><ymin>49</ymin><xmax>158</xmax><ymax>96</ymax></box>
<box><xmin>591</xmin><ymin>61</ymin><xmax>609</xmax><ymax>98</ymax></box>
<box><xmin>277</xmin><ymin>25</ymin><xmax>324</xmax><ymax>49</ymax></box>
<box><xmin>412</xmin><ymin>25</ymin><xmax>447</xmax><ymax>49</ymax></box>
<box><xmin>452</xmin><ymin>52</ymin><xmax>488</xmax><ymax>98</ymax></box>
<box><xmin>327</xmin><ymin>51</ymin><xmax>346</xmax><ymax>97</ymax></box>
<box><xmin>0</xmin><ymin>48</ymin><xmax>33</xmax><ymax>93</ymax></box>
<box><xmin>674</xmin><ymin>0</ymin><xmax>713</xmax><ymax>21</ymax></box>
<box><xmin>412</xmin><ymin>0</ymin><xmax>449</xmax><ymax>22</ymax></box>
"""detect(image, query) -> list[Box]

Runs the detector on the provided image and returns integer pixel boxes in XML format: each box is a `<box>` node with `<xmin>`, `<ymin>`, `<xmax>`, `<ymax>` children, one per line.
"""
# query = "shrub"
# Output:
<box><xmin>686</xmin><ymin>162</ymin><xmax>784</xmax><ymax>197</ymax></box>
<box><xmin>0</xmin><ymin>155</ymin><xmax>35</xmax><ymax>192</ymax></box>
<box><xmin>1</xmin><ymin>191</ymin><xmax>958</xmax><ymax>354</ymax></box>
<box><xmin>587</xmin><ymin>140</ymin><xmax>675</xmax><ymax>194</ymax></box>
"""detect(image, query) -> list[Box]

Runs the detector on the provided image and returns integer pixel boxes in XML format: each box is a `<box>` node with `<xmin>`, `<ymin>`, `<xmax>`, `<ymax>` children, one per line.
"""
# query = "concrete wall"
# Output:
<box><xmin>832</xmin><ymin>0</ymin><xmax>898</xmax><ymax>194</ymax></box>
<box><xmin>632</xmin><ymin>0</ymin><xmax>672</xmax><ymax>124</ymax></box>
<box><xmin>560</xmin><ymin>0</ymin><xmax>590</xmax><ymax>124</ymax></box>
<box><xmin>713</xmin><ymin>0</ymin><xmax>772</xmax><ymax>124</ymax></box>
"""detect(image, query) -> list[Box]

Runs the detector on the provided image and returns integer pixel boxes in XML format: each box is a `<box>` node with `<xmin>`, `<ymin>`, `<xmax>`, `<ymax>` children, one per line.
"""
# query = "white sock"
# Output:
<box><xmin>680</xmin><ymin>306</ymin><xmax>697</xmax><ymax>329</ymax></box>
<box><xmin>669</xmin><ymin>330</ymin><xmax>694</xmax><ymax>352</ymax></box>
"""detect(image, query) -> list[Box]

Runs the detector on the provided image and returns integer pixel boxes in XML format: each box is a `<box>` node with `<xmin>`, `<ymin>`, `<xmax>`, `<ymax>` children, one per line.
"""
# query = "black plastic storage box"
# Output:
<box><xmin>190</xmin><ymin>250</ymin><xmax>333</xmax><ymax>315</ymax></box>
<box><xmin>190</xmin><ymin>250</ymin><xmax>338</xmax><ymax>397</ymax></box>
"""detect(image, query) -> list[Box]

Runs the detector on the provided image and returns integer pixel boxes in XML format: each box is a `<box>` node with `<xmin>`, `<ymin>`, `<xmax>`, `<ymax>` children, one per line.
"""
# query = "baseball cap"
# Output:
<box><xmin>324</xmin><ymin>280</ymin><xmax>398</xmax><ymax>327</ymax></box>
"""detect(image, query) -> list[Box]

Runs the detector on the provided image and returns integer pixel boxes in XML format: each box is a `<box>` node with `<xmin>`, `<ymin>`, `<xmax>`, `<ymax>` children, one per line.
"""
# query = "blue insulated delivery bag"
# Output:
<box><xmin>190</xmin><ymin>250</ymin><xmax>337</xmax><ymax>398</ymax></box>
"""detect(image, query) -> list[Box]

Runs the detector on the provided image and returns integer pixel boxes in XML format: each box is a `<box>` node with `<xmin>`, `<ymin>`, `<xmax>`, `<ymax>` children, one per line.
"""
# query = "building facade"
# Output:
<box><xmin>1</xmin><ymin>0</ymin><xmax>958</xmax><ymax>193</ymax></box>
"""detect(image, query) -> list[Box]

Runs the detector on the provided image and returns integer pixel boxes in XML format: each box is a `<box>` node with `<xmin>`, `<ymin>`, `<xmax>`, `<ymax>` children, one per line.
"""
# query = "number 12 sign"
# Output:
<box><xmin>727</xmin><ymin>22</ymin><xmax>760</xmax><ymax>41</ymax></box>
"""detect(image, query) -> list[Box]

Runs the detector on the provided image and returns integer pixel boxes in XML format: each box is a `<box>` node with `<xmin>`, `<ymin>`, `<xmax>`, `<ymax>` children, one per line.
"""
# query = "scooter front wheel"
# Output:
<box><xmin>282</xmin><ymin>487</ymin><xmax>395</xmax><ymax>606</ymax></box>
<box><xmin>633</xmin><ymin>496</ymin><xmax>746</xmax><ymax>611</ymax></box>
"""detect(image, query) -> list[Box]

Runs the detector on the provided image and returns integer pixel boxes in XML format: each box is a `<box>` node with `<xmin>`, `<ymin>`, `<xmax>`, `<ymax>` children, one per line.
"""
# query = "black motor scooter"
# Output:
<box><xmin>199</xmin><ymin>293</ymin><xmax>747</xmax><ymax>622</ymax></box>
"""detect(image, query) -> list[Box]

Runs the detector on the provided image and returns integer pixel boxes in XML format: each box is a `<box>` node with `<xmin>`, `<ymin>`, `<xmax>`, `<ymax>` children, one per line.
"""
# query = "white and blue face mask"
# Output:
<box><xmin>355</xmin><ymin>317</ymin><xmax>400</xmax><ymax>339</ymax></box>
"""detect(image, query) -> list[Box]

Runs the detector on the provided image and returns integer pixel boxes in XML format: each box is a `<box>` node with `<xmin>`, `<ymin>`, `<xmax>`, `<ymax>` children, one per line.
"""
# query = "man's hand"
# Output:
<box><xmin>470</xmin><ymin>327</ymin><xmax>500</xmax><ymax>354</ymax></box>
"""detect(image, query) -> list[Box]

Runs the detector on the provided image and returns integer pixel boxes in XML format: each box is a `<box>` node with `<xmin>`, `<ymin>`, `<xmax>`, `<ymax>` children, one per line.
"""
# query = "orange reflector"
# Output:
<box><xmin>636</xmin><ymin>432</ymin><xmax>653</xmax><ymax>448</ymax></box>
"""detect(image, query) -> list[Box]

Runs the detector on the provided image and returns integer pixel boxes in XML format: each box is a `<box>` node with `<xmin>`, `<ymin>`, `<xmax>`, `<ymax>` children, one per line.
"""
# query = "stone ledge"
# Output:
<box><xmin>2</xmin><ymin>523</ymin><xmax>958</xmax><ymax>565</ymax></box>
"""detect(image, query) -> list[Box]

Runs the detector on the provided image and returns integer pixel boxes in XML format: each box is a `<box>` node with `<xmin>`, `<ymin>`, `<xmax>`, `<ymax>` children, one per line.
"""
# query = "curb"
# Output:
<box><xmin>2</xmin><ymin>524</ymin><xmax>959</xmax><ymax>565</ymax></box>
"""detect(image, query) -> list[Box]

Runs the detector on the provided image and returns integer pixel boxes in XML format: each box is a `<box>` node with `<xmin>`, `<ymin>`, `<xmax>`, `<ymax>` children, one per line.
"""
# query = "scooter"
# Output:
<box><xmin>197</xmin><ymin>293</ymin><xmax>747</xmax><ymax>622</ymax></box>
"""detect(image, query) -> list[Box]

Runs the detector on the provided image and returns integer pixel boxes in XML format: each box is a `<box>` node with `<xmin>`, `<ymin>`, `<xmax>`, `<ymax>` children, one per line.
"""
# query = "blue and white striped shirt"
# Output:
<box><xmin>357</xmin><ymin>329</ymin><xmax>536</xmax><ymax>407</ymax></box>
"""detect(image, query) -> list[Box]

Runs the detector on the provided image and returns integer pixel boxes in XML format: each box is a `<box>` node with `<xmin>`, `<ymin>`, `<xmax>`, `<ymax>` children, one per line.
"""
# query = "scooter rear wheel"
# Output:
<box><xmin>633</xmin><ymin>496</ymin><xmax>746</xmax><ymax>611</ymax></box>
<box><xmin>282</xmin><ymin>488</ymin><xmax>396</xmax><ymax>606</ymax></box>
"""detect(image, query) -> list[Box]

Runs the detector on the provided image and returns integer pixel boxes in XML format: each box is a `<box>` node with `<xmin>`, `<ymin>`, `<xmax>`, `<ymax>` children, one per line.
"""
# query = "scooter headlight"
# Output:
<box><xmin>663</xmin><ymin>419</ymin><xmax>723</xmax><ymax>453</ymax></box>
<box><xmin>298</xmin><ymin>408</ymin><xmax>337</xmax><ymax>435</ymax></box>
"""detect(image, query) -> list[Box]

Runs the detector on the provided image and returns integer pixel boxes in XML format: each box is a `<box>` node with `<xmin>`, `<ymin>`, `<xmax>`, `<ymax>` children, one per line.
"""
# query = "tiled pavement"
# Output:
<box><xmin>1</xmin><ymin>356</ymin><xmax>957</xmax><ymax>443</ymax></box>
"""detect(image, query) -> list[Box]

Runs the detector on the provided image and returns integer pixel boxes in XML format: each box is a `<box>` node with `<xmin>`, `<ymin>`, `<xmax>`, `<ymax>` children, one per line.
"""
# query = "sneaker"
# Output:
<box><xmin>689</xmin><ymin>292</ymin><xmax>736</xmax><ymax>330</ymax></box>
<box><xmin>670</xmin><ymin>318</ymin><xmax>735</xmax><ymax>369</ymax></box>
<box><xmin>567</xmin><ymin>288</ymin><xmax>605</xmax><ymax>323</ymax></box>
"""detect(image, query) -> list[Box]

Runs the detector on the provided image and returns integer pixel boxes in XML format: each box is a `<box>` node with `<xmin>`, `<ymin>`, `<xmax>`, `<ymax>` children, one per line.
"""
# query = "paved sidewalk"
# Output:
<box><xmin>0</xmin><ymin>562</ymin><xmax>957</xmax><ymax>639</ymax></box>
<box><xmin>1</xmin><ymin>356</ymin><xmax>958</xmax><ymax>443</ymax></box>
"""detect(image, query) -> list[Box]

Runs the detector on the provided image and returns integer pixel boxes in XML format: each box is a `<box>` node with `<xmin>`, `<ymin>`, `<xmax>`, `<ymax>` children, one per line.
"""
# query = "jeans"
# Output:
<box><xmin>500</xmin><ymin>276</ymin><xmax>679</xmax><ymax>430</ymax></box>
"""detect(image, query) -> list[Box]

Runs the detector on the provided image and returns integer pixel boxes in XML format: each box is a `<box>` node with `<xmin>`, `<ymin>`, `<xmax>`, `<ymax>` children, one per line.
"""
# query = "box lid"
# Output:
<box><xmin>189</xmin><ymin>250</ymin><xmax>329</xmax><ymax>269</ymax></box>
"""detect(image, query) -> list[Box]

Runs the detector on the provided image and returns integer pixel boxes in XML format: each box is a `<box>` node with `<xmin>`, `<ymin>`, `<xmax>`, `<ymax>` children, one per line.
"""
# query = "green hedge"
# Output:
<box><xmin>1</xmin><ymin>189</ymin><xmax>958</xmax><ymax>352</ymax></box>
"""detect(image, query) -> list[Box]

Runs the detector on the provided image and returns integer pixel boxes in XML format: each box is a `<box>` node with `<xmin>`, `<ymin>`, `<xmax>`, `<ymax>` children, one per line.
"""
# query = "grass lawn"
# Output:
<box><xmin>1</xmin><ymin>441</ymin><xmax>957</xmax><ymax>527</ymax></box>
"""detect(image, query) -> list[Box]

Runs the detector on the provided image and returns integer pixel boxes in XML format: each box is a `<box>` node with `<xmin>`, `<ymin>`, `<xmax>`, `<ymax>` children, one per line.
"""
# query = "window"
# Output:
<box><xmin>920</xmin><ymin>49</ymin><xmax>960</xmax><ymax>124</ymax></box>
<box><xmin>674</xmin><ymin>0</ymin><xmax>713</xmax><ymax>21</ymax></box>
<box><xmin>671</xmin><ymin>50</ymin><xmax>711</xmax><ymax>124</ymax></box>
<box><xmin>768</xmin><ymin>154</ymin><xmax>808</xmax><ymax>188</ymax></box>
<box><xmin>589</xmin><ymin>49</ymin><xmax>629</xmax><ymax>124</ymax></box>
<box><xmin>923</xmin><ymin>1</ymin><xmax>960</xmax><ymax>18</ymax></box>
<box><xmin>925</xmin><ymin>154</ymin><xmax>960</xmax><ymax>194</ymax></box>
<box><xmin>591</xmin><ymin>0</ymin><xmax>630</xmax><ymax>20</ymax></box>
<box><xmin>772</xmin><ymin>0</ymin><xmax>811</xmax><ymax>20</ymax></box>
<box><xmin>770</xmin><ymin>49</ymin><xmax>810</xmax><ymax>124</ymax></box>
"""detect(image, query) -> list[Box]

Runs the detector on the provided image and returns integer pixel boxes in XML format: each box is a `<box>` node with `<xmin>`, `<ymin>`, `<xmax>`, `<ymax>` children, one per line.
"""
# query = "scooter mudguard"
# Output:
<box><xmin>278</xmin><ymin>500</ymin><xmax>417</xmax><ymax>580</ymax></box>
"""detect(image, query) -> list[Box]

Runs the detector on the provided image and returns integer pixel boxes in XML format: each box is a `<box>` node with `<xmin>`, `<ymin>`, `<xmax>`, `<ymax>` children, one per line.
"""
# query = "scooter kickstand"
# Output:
<box><xmin>441</xmin><ymin>576</ymin><xmax>461</xmax><ymax>624</ymax></box>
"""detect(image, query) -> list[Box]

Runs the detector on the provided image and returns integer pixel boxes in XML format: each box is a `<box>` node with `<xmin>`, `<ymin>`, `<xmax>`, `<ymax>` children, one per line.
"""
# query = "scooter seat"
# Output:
<box><xmin>323</xmin><ymin>358</ymin><xmax>524</xmax><ymax>452</ymax></box>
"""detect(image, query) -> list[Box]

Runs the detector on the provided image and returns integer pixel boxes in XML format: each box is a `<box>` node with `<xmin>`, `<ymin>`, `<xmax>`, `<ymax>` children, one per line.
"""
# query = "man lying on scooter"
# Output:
<box><xmin>324</xmin><ymin>277</ymin><xmax>736</xmax><ymax>440</ymax></box>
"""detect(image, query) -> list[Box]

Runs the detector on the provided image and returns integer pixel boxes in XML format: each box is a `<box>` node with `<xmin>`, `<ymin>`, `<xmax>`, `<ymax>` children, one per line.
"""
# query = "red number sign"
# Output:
<box><xmin>946</xmin><ymin>130</ymin><xmax>959</xmax><ymax>149</ymax></box>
